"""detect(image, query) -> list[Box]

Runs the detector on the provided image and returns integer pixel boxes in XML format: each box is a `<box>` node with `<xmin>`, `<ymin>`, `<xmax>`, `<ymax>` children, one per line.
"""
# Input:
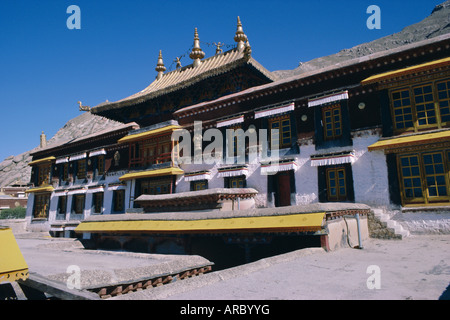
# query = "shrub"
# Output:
<box><xmin>0</xmin><ymin>206</ymin><xmax>26</xmax><ymax>219</ymax></box>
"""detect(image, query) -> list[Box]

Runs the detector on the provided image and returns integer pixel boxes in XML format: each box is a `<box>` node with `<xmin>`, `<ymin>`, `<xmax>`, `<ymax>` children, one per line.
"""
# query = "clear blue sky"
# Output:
<box><xmin>0</xmin><ymin>0</ymin><xmax>443</xmax><ymax>162</ymax></box>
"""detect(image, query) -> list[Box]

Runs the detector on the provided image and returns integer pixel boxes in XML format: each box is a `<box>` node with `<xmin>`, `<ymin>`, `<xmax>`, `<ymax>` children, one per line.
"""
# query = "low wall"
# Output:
<box><xmin>326</xmin><ymin>215</ymin><xmax>369</xmax><ymax>251</ymax></box>
<box><xmin>0</xmin><ymin>219</ymin><xmax>27</xmax><ymax>234</ymax></box>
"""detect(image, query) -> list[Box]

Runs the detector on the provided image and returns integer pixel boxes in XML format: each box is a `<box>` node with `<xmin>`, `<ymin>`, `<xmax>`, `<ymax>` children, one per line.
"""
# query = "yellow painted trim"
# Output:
<box><xmin>0</xmin><ymin>227</ymin><xmax>29</xmax><ymax>283</ymax></box>
<box><xmin>361</xmin><ymin>57</ymin><xmax>450</xmax><ymax>86</ymax></box>
<box><xmin>367</xmin><ymin>130</ymin><xmax>450</xmax><ymax>151</ymax></box>
<box><xmin>25</xmin><ymin>185</ymin><xmax>55</xmax><ymax>193</ymax></box>
<box><xmin>75</xmin><ymin>212</ymin><xmax>325</xmax><ymax>234</ymax></box>
<box><xmin>118</xmin><ymin>125</ymin><xmax>181</xmax><ymax>144</ymax></box>
<box><xmin>28</xmin><ymin>156</ymin><xmax>56</xmax><ymax>166</ymax></box>
<box><xmin>119</xmin><ymin>167</ymin><xmax>184</xmax><ymax>181</ymax></box>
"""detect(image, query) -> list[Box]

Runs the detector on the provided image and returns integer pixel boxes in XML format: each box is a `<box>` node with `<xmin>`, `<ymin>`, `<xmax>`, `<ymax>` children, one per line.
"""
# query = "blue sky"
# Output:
<box><xmin>0</xmin><ymin>0</ymin><xmax>443</xmax><ymax>162</ymax></box>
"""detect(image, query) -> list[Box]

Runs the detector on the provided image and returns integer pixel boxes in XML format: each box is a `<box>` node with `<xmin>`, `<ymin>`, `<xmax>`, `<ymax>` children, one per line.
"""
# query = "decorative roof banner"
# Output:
<box><xmin>89</xmin><ymin>149</ymin><xmax>107</xmax><ymax>157</ymax></box>
<box><xmin>308</xmin><ymin>91</ymin><xmax>348</xmax><ymax>108</ymax></box>
<box><xmin>55</xmin><ymin>157</ymin><xmax>69</xmax><ymax>164</ymax></box>
<box><xmin>217</xmin><ymin>166</ymin><xmax>248</xmax><ymax>178</ymax></box>
<box><xmin>260</xmin><ymin>160</ymin><xmax>298</xmax><ymax>175</ymax></box>
<box><xmin>254</xmin><ymin>102</ymin><xmax>295</xmax><ymax>119</ymax></box>
<box><xmin>216</xmin><ymin>115</ymin><xmax>244</xmax><ymax>128</ymax></box>
<box><xmin>184</xmin><ymin>171</ymin><xmax>212</xmax><ymax>182</ymax></box>
<box><xmin>310</xmin><ymin>151</ymin><xmax>356</xmax><ymax>167</ymax></box>
<box><xmin>69</xmin><ymin>153</ymin><xmax>87</xmax><ymax>161</ymax></box>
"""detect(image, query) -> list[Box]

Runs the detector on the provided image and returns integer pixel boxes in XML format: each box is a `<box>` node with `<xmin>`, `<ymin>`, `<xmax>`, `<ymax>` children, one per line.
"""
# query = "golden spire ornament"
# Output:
<box><xmin>155</xmin><ymin>50</ymin><xmax>166</xmax><ymax>80</ymax></box>
<box><xmin>189</xmin><ymin>28</ymin><xmax>205</xmax><ymax>67</ymax></box>
<box><xmin>234</xmin><ymin>16</ymin><xmax>248</xmax><ymax>51</ymax></box>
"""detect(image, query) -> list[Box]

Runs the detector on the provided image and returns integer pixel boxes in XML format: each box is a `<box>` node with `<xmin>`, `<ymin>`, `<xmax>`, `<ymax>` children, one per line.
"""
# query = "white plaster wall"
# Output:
<box><xmin>351</xmin><ymin>132</ymin><xmax>391</xmax><ymax>208</ymax></box>
<box><xmin>391</xmin><ymin>210</ymin><xmax>450</xmax><ymax>234</ymax></box>
<box><xmin>295</xmin><ymin>143</ymin><xmax>319</xmax><ymax>205</ymax></box>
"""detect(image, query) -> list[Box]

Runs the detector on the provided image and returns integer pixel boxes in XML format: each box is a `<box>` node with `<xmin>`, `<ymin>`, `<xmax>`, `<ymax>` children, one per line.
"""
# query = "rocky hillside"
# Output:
<box><xmin>273</xmin><ymin>0</ymin><xmax>450</xmax><ymax>79</ymax></box>
<box><xmin>0</xmin><ymin>112</ymin><xmax>122</xmax><ymax>187</ymax></box>
<box><xmin>0</xmin><ymin>1</ymin><xmax>449</xmax><ymax>187</ymax></box>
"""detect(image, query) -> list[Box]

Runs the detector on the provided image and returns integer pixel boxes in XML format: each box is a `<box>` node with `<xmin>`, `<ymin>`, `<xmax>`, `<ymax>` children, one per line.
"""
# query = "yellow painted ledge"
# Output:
<box><xmin>0</xmin><ymin>227</ymin><xmax>29</xmax><ymax>283</ymax></box>
<box><xmin>367</xmin><ymin>130</ymin><xmax>450</xmax><ymax>152</ymax></box>
<box><xmin>75</xmin><ymin>212</ymin><xmax>325</xmax><ymax>234</ymax></box>
<box><xmin>119</xmin><ymin>167</ymin><xmax>184</xmax><ymax>181</ymax></box>
<box><xmin>118</xmin><ymin>125</ymin><xmax>181</xmax><ymax>144</ymax></box>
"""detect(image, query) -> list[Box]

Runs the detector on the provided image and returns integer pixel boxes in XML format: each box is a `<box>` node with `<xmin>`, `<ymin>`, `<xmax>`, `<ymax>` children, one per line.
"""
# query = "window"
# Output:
<box><xmin>113</xmin><ymin>190</ymin><xmax>125</xmax><ymax>212</ymax></box>
<box><xmin>97</xmin><ymin>156</ymin><xmax>105</xmax><ymax>176</ymax></box>
<box><xmin>398</xmin><ymin>150</ymin><xmax>450</xmax><ymax>205</ymax></box>
<box><xmin>322</xmin><ymin>104</ymin><xmax>342</xmax><ymax>140</ymax></box>
<box><xmin>139</xmin><ymin>178</ymin><xmax>172</xmax><ymax>196</ymax></box>
<box><xmin>414</xmin><ymin>84</ymin><xmax>436</xmax><ymax>127</ymax></box>
<box><xmin>37</xmin><ymin>164</ymin><xmax>51</xmax><ymax>186</ymax></box>
<box><xmin>72</xmin><ymin>194</ymin><xmax>85</xmax><ymax>214</ymax></box>
<box><xmin>77</xmin><ymin>160</ymin><xmax>86</xmax><ymax>180</ymax></box>
<box><xmin>437</xmin><ymin>80</ymin><xmax>450</xmax><ymax>124</ymax></box>
<box><xmin>191</xmin><ymin>180</ymin><xmax>208</xmax><ymax>191</ymax></box>
<box><xmin>63</xmin><ymin>163</ymin><xmax>69</xmax><ymax>182</ymax></box>
<box><xmin>390</xmin><ymin>79</ymin><xmax>450</xmax><ymax>133</ymax></box>
<box><xmin>269</xmin><ymin>115</ymin><xmax>292</xmax><ymax>149</ymax></box>
<box><xmin>227</xmin><ymin>176</ymin><xmax>246</xmax><ymax>188</ymax></box>
<box><xmin>57</xmin><ymin>196</ymin><xmax>67</xmax><ymax>215</ymax></box>
<box><xmin>33</xmin><ymin>194</ymin><xmax>50</xmax><ymax>219</ymax></box>
<box><xmin>326</xmin><ymin>167</ymin><xmax>347</xmax><ymax>201</ymax></box>
<box><xmin>92</xmin><ymin>192</ymin><xmax>104</xmax><ymax>214</ymax></box>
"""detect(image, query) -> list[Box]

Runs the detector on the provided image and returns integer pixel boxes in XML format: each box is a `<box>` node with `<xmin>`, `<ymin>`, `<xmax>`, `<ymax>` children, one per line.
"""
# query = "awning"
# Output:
<box><xmin>254</xmin><ymin>102</ymin><xmax>295</xmax><ymax>119</ymax></box>
<box><xmin>308</xmin><ymin>91</ymin><xmax>348</xmax><ymax>108</ymax></box>
<box><xmin>310</xmin><ymin>151</ymin><xmax>356</xmax><ymax>167</ymax></box>
<box><xmin>184</xmin><ymin>171</ymin><xmax>212</xmax><ymax>182</ymax></box>
<box><xmin>69</xmin><ymin>153</ymin><xmax>87</xmax><ymax>161</ymax></box>
<box><xmin>28</xmin><ymin>156</ymin><xmax>56</xmax><ymax>166</ymax></box>
<box><xmin>75</xmin><ymin>212</ymin><xmax>325</xmax><ymax>234</ymax></box>
<box><xmin>261</xmin><ymin>160</ymin><xmax>298</xmax><ymax>174</ymax></box>
<box><xmin>217</xmin><ymin>166</ymin><xmax>248</xmax><ymax>178</ymax></box>
<box><xmin>361</xmin><ymin>57</ymin><xmax>450</xmax><ymax>86</ymax></box>
<box><xmin>25</xmin><ymin>185</ymin><xmax>54</xmax><ymax>194</ymax></box>
<box><xmin>118</xmin><ymin>125</ymin><xmax>181</xmax><ymax>144</ymax></box>
<box><xmin>367</xmin><ymin>130</ymin><xmax>450</xmax><ymax>153</ymax></box>
<box><xmin>119</xmin><ymin>167</ymin><xmax>184</xmax><ymax>181</ymax></box>
<box><xmin>89</xmin><ymin>149</ymin><xmax>107</xmax><ymax>157</ymax></box>
<box><xmin>67</xmin><ymin>188</ymin><xmax>87</xmax><ymax>195</ymax></box>
<box><xmin>55</xmin><ymin>157</ymin><xmax>69</xmax><ymax>164</ymax></box>
<box><xmin>0</xmin><ymin>227</ymin><xmax>29</xmax><ymax>283</ymax></box>
<box><xmin>216</xmin><ymin>115</ymin><xmax>244</xmax><ymax>128</ymax></box>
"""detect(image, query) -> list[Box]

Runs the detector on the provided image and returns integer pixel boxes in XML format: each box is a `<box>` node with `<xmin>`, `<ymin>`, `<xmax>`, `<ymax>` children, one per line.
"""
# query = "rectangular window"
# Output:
<box><xmin>38</xmin><ymin>164</ymin><xmax>51</xmax><ymax>186</ymax></box>
<box><xmin>390</xmin><ymin>78</ymin><xmax>450</xmax><ymax>133</ymax></box>
<box><xmin>322</xmin><ymin>104</ymin><xmax>343</xmax><ymax>140</ymax></box>
<box><xmin>57</xmin><ymin>196</ymin><xmax>67</xmax><ymax>215</ymax></box>
<box><xmin>63</xmin><ymin>163</ymin><xmax>69</xmax><ymax>182</ymax></box>
<box><xmin>77</xmin><ymin>160</ymin><xmax>86</xmax><ymax>180</ymax></box>
<box><xmin>97</xmin><ymin>156</ymin><xmax>105</xmax><ymax>176</ymax></box>
<box><xmin>33</xmin><ymin>194</ymin><xmax>50</xmax><ymax>219</ymax></box>
<box><xmin>398</xmin><ymin>150</ymin><xmax>450</xmax><ymax>205</ymax></box>
<box><xmin>227</xmin><ymin>176</ymin><xmax>246</xmax><ymax>188</ymax></box>
<box><xmin>399</xmin><ymin>155</ymin><xmax>423</xmax><ymax>201</ymax></box>
<box><xmin>269</xmin><ymin>115</ymin><xmax>292</xmax><ymax>149</ymax></box>
<box><xmin>92</xmin><ymin>192</ymin><xmax>104</xmax><ymax>214</ymax></box>
<box><xmin>72</xmin><ymin>194</ymin><xmax>85</xmax><ymax>214</ymax></box>
<box><xmin>191</xmin><ymin>180</ymin><xmax>208</xmax><ymax>191</ymax></box>
<box><xmin>113</xmin><ymin>190</ymin><xmax>125</xmax><ymax>212</ymax></box>
<box><xmin>326</xmin><ymin>167</ymin><xmax>347</xmax><ymax>201</ymax></box>
<box><xmin>414</xmin><ymin>84</ymin><xmax>436</xmax><ymax>127</ymax></box>
<box><xmin>437</xmin><ymin>80</ymin><xmax>450</xmax><ymax>124</ymax></box>
<box><xmin>139</xmin><ymin>178</ymin><xmax>172</xmax><ymax>197</ymax></box>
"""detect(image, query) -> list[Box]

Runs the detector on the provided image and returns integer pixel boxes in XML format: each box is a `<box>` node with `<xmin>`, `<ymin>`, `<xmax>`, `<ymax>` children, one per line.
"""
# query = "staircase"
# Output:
<box><xmin>369</xmin><ymin>209</ymin><xmax>410</xmax><ymax>239</ymax></box>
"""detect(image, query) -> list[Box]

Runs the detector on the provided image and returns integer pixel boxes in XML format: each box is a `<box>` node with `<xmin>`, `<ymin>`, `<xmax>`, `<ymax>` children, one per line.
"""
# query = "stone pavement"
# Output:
<box><xmin>112</xmin><ymin>234</ymin><xmax>450</xmax><ymax>300</ymax></box>
<box><xmin>11</xmin><ymin>232</ymin><xmax>450</xmax><ymax>300</ymax></box>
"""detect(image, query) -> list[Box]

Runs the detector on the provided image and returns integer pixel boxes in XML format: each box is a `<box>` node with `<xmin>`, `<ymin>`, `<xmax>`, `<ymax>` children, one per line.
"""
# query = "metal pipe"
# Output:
<box><xmin>355</xmin><ymin>213</ymin><xmax>363</xmax><ymax>249</ymax></box>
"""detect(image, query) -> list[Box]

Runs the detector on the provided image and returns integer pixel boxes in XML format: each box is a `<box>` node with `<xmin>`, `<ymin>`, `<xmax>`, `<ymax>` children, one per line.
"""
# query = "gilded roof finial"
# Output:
<box><xmin>234</xmin><ymin>16</ymin><xmax>248</xmax><ymax>51</ymax></box>
<box><xmin>155</xmin><ymin>50</ymin><xmax>166</xmax><ymax>80</ymax></box>
<box><xmin>189</xmin><ymin>28</ymin><xmax>205</xmax><ymax>67</ymax></box>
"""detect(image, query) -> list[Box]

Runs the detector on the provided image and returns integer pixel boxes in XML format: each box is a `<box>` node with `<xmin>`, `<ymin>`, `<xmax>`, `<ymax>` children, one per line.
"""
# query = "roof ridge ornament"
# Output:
<box><xmin>189</xmin><ymin>27</ymin><xmax>205</xmax><ymax>67</ymax></box>
<box><xmin>155</xmin><ymin>50</ymin><xmax>166</xmax><ymax>80</ymax></box>
<box><xmin>234</xmin><ymin>16</ymin><xmax>248</xmax><ymax>51</ymax></box>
